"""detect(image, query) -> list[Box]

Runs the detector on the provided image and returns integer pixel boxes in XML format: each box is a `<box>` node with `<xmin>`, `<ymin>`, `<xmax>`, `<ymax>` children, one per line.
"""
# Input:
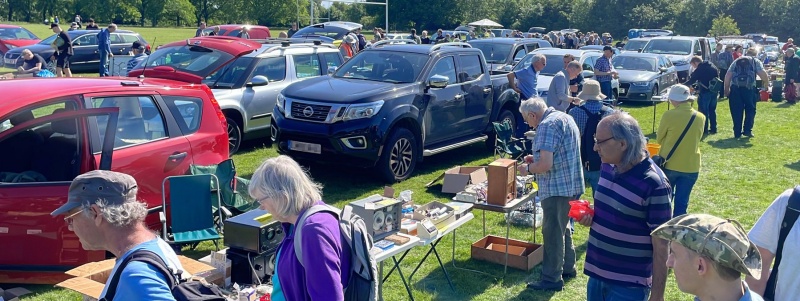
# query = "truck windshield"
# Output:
<box><xmin>623</xmin><ymin>40</ymin><xmax>648</xmax><ymax>51</ymax></box>
<box><xmin>334</xmin><ymin>51</ymin><xmax>428</xmax><ymax>83</ymax></box>
<box><xmin>642</xmin><ymin>39</ymin><xmax>692</xmax><ymax>55</ymax></box>
<box><xmin>469</xmin><ymin>43</ymin><xmax>512</xmax><ymax>63</ymax></box>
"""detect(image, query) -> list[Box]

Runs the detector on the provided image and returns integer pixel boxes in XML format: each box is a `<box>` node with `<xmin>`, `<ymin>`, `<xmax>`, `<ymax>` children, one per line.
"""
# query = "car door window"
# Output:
<box><xmin>0</xmin><ymin>100</ymin><xmax>78</xmax><ymax>133</ymax></box>
<box><xmin>121</xmin><ymin>34</ymin><xmax>140</xmax><ymax>43</ymax></box>
<box><xmin>73</xmin><ymin>34</ymin><xmax>98</xmax><ymax>47</ymax></box>
<box><xmin>110</xmin><ymin>34</ymin><xmax>125</xmax><ymax>44</ymax></box>
<box><xmin>694</xmin><ymin>40</ymin><xmax>701</xmax><ymax>55</ymax></box>
<box><xmin>89</xmin><ymin>96</ymin><xmax>167</xmax><ymax>148</ymax></box>
<box><xmin>429</xmin><ymin>56</ymin><xmax>457</xmax><ymax>84</ymax></box>
<box><xmin>321</xmin><ymin>52</ymin><xmax>343</xmax><ymax>71</ymax></box>
<box><xmin>250</xmin><ymin>57</ymin><xmax>286</xmax><ymax>82</ymax></box>
<box><xmin>582</xmin><ymin>56</ymin><xmax>595</xmax><ymax>70</ymax></box>
<box><xmin>513</xmin><ymin>46</ymin><xmax>527</xmax><ymax>62</ymax></box>
<box><xmin>163</xmin><ymin>96</ymin><xmax>203</xmax><ymax>135</ymax></box>
<box><xmin>293</xmin><ymin>54</ymin><xmax>321</xmax><ymax>79</ymax></box>
<box><xmin>525</xmin><ymin>43</ymin><xmax>539</xmax><ymax>53</ymax></box>
<box><xmin>457</xmin><ymin>54</ymin><xmax>483</xmax><ymax>83</ymax></box>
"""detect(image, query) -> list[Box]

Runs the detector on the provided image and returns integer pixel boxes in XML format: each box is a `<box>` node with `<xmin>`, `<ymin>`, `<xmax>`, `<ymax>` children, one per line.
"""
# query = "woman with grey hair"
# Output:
<box><xmin>248</xmin><ymin>155</ymin><xmax>350</xmax><ymax>301</ymax></box>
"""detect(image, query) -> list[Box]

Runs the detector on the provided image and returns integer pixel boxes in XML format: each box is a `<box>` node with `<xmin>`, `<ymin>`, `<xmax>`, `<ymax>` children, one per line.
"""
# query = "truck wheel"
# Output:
<box><xmin>226</xmin><ymin>117</ymin><xmax>242</xmax><ymax>155</ymax></box>
<box><xmin>378</xmin><ymin>128</ymin><xmax>418</xmax><ymax>182</ymax></box>
<box><xmin>486</xmin><ymin>109</ymin><xmax>516</xmax><ymax>149</ymax></box>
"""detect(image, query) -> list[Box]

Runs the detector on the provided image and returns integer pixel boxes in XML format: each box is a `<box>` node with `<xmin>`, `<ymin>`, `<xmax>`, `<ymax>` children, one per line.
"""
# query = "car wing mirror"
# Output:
<box><xmin>659</xmin><ymin>67</ymin><xmax>668</xmax><ymax>73</ymax></box>
<box><xmin>428</xmin><ymin>74</ymin><xmax>449</xmax><ymax>88</ymax></box>
<box><xmin>328</xmin><ymin>66</ymin><xmax>337</xmax><ymax>75</ymax></box>
<box><xmin>503</xmin><ymin>65</ymin><xmax>514</xmax><ymax>72</ymax></box>
<box><xmin>581</xmin><ymin>70</ymin><xmax>594</xmax><ymax>78</ymax></box>
<box><xmin>246</xmin><ymin>75</ymin><xmax>269</xmax><ymax>87</ymax></box>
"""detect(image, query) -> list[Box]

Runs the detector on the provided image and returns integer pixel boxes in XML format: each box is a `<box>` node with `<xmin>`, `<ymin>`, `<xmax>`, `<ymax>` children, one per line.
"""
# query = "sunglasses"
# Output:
<box><xmin>64</xmin><ymin>208</ymin><xmax>85</xmax><ymax>225</ymax></box>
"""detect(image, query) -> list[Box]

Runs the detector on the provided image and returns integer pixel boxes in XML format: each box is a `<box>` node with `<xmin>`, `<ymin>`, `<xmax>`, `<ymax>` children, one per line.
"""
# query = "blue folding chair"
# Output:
<box><xmin>160</xmin><ymin>174</ymin><xmax>223</xmax><ymax>250</ymax></box>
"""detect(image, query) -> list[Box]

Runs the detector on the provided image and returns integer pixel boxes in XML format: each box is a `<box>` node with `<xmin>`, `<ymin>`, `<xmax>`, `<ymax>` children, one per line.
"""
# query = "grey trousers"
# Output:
<box><xmin>540</xmin><ymin>196</ymin><xmax>576</xmax><ymax>282</ymax></box>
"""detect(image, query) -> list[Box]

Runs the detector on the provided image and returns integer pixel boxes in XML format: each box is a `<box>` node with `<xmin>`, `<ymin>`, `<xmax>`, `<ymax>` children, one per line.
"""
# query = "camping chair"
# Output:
<box><xmin>189</xmin><ymin>158</ymin><xmax>256</xmax><ymax>217</ymax></box>
<box><xmin>492</xmin><ymin>119</ymin><xmax>527</xmax><ymax>160</ymax></box>
<box><xmin>160</xmin><ymin>174</ymin><xmax>223</xmax><ymax>251</ymax></box>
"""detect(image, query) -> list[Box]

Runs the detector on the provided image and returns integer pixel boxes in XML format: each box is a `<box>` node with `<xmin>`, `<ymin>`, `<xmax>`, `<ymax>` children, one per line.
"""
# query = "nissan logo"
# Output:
<box><xmin>302</xmin><ymin>106</ymin><xmax>314</xmax><ymax>117</ymax></box>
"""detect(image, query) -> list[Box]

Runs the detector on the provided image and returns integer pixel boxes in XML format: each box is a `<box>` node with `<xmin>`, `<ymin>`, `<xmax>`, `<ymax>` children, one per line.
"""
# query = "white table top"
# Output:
<box><xmin>418</xmin><ymin>213</ymin><xmax>474</xmax><ymax>246</ymax></box>
<box><xmin>374</xmin><ymin>233</ymin><xmax>421</xmax><ymax>262</ymax></box>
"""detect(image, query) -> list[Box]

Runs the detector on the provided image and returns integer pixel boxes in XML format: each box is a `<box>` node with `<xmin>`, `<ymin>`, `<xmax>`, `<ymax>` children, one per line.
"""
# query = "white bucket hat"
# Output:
<box><xmin>577</xmin><ymin>80</ymin><xmax>606</xmax><ymax>101</ymax></box>
<box><xmin>666</xmin><ymin>84</ymin><xmax>695</xmax><ymax>102</ymax></box>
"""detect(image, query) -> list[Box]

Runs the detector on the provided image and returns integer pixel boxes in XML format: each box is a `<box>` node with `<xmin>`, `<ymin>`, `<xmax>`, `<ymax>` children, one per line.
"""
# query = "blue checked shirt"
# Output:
<box><xmin>594</xmin><ymin>56</ymin><xmax>613</xmax><ymax>82</ymax></box>
<box><xmin>532</xmin><ymin>107</ymin><xmax>585</xmax><ymax>199</ymax></box>
<box><xmin>568</xmin><ymin>101</ymin><xmax>612</xmax><ymax>136</ymax></box>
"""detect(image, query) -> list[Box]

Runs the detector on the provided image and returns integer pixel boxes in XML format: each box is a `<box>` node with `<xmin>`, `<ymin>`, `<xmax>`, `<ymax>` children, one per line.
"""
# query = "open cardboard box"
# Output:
<box><xmin>426</xmin><ymin>166</ymin><xmax>487</xmax><ymax>194</ymax></box>
<box><xmin>56</xmin><ymin>255</ymin><xmax>217</xmax><ymax>300</ymax></box>
<box><xmin>471</xmin><ymin>235</ymin><xmax>543</xmax><ymax>271</ymax></box>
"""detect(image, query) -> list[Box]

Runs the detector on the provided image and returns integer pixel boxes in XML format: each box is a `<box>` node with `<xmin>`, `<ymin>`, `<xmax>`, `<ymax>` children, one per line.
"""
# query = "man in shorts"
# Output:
<box><xmin>50</xmin><ymin>23</ymin><xmax>73</xmax><ymax>77</ymax></box>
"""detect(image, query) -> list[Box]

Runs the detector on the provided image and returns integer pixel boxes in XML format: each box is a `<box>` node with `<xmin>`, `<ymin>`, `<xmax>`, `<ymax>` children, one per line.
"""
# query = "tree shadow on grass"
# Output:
<box><xmin>707</xmin><ymin>137</ymin><xmax>753</xmax><ymax>149</ymax></box>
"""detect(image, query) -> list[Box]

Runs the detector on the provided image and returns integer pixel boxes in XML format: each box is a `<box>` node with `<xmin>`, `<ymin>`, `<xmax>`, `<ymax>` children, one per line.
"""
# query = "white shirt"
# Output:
<box><xmin>748</xmin><ymin>188</ymin><xmax>800</xmax><ymax>301</ymax></box>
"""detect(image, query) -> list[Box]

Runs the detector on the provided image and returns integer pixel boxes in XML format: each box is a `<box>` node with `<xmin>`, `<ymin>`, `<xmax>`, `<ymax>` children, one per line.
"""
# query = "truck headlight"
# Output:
<box><xmin>276</xmin><ymin>94</ymin><xmax>285</xmax><ymax>114</ymax></box>
<box><xmin>631</xmin><ymin>81</ymin><xmax>650</xmax><ymax>86</ymax></box>
<box><xmin>343</xmin><ymin>100</ymin><xmax>384</xmax><ymax>121</ymax></box>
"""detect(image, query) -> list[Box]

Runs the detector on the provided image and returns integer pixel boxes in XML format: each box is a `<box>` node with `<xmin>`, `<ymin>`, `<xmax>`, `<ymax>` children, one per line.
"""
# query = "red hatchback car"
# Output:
<box><xmin>0</xmin><ymin>77</ymin><xmax>231</xmax><ymax>284</ymax></box>
<box><xmin>203</xmin><ymin>24</ymin><xmax>271</xmax><ymax>39</ymax></box>
<box><xmin>0</xmin><ymin>24</ymin><xmax>40</xmax><ymax>57</ymax></box>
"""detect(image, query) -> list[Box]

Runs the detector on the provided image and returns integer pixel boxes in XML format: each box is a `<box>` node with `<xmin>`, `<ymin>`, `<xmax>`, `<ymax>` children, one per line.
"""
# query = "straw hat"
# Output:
<box><xmin>577</xmin><ymin>80</ymin><xmax>606</xmax><ymax>101</ymax></box>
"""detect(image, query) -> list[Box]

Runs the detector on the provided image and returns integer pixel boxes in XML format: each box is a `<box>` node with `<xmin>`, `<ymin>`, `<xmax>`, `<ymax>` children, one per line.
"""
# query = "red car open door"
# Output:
<box><xmin>0</xmin><ymin>108</ymin><xmax>119</xmax><ymax>284</ymax></box>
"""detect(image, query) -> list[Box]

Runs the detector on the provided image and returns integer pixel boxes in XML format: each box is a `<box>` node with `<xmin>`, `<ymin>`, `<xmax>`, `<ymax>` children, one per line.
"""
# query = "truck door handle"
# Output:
<box><xmin>168</xmin><ymin>152</ymin><xmax>187</xmax><ymax>162</ymax></box>
<box><xmin>454</xmin><ymin>94</ymin><xmax>464</xmax><ymax>100</ymax></box>
<box><xmin>483</xmin><ymin>87</ymin><xmax>492</xmax><ymax>93</ymax></box>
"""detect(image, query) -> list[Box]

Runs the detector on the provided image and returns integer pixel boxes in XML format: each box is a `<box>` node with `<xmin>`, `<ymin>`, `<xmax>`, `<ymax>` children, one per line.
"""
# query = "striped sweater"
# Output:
<box><xmin>583</xmin><ymin>158</ymin><xmax>672</xmax><ymax>287</ymax></box>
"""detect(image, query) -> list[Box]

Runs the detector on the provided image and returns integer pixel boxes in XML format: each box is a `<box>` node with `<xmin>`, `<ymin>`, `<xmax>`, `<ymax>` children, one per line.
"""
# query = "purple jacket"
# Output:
<box><xmin>277</xmin><ymin>201</ymin><xmax>351</xmax><ymax>301</ymax></box>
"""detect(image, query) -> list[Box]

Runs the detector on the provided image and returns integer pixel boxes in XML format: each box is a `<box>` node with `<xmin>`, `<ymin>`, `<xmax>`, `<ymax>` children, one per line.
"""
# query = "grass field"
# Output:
<box><xmin>4</xmin><ymin>23</ymin><xmax>799</xmax><ymax>301</ymax></box>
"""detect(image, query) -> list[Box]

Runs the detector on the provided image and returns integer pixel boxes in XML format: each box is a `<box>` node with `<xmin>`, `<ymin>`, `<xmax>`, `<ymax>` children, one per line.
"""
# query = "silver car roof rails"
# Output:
<box><xmin>372</xmin><ymin>39</ymin><xmax>418</xmax><ymax>48</ymax></box>
<box><xmin>430</xmin><ymin>42</ymin><xmax>472</xmax><ymax>52</ymax></box>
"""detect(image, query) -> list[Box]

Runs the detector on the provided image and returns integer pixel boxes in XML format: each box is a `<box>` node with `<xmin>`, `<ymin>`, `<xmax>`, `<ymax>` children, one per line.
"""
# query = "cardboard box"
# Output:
<box><xmin>413</xmin><ymin>201</ymin><xmax>455</xmax><ymax>230</ymax></box>
<box><xmin>487</xmin><ymin>159</ymin><xmax>516</xmax><ymax>206</ymax></box>
<box><xmin>471</xmin><ymin>235</ymin><xmax>543</xmax><ymax>271</ymax></box>
<box><xmin>199</xmin><ymin>249</ymin><xmax>233</xmax><ymax>287</ymax></box>
<box><xmin>57</xmin><ymin>255</ymin><xmax>216</xmax><ymax>300</ymax></box>
<box><xmin>426</xmin><ymin>166</ymin><xmax>487</xmax><ymax>194</ymax></box>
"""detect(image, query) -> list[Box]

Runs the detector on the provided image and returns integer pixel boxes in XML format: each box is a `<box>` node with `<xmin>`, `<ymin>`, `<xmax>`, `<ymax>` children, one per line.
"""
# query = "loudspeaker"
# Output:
<box><xmin>227</xmin><ymin>247</ymin><xmax>277</xmax><ymax>285</ymax></box>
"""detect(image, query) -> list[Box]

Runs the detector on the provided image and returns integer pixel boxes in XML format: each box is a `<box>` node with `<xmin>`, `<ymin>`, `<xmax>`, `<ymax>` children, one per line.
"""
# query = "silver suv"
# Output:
<box><xmin>207</xmin><ymin>41</ymin><xmax>344</xmax><ymax>153</ymax></box>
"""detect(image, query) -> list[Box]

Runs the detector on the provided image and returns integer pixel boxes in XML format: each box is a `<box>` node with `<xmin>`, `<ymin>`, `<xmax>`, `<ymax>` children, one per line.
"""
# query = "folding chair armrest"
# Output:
<box><xmin>159</xmin><ymin>211</ymin><xmax>168</xmax><ymax>240</ymax></box>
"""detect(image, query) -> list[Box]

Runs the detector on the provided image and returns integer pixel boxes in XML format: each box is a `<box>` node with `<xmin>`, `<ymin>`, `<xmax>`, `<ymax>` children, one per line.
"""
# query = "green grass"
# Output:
<box><xmin>14</xmin><ymin>98</ymin><xmax>800</xmax><ymax>300</ymax></box>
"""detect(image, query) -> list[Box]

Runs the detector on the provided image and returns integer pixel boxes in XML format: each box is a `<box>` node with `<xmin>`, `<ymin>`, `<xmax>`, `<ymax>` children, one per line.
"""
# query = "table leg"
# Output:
<box><xmin>393</xmin><ymin>256</ymin><xmax>415</xmax><ymax>301</ymax></box>
<box><xmin>482</xmin><ymin>210</ymin><xmax>486</xmax><ymax>237</ymax></box>
<box><xmin>431</xmin><ymin>243</ymin><xmax>455</xmax><ymax>291</ymax></box>
<box><xmin>408</xmin><ymin>239</ymin><xmax>439</xmax><ymax>281</ymax></box>
<box><xmin>653</xmin><ymin>100</ymin><xmax>657</xmax><ymax>133</ymax></box>
<box><xmin>504</xmin><ymin>220</ymin><xmax>510</xmax><ymax>275</ymax></box>
<box><xmin>382</xmin><ymin>250</ymin><xmax>411</xmax><ymax>283</ymax></box>
<box><xmin>379</xmin><ymin>261</ymin><xmax>384</xmax><ymax>301</ymax></box>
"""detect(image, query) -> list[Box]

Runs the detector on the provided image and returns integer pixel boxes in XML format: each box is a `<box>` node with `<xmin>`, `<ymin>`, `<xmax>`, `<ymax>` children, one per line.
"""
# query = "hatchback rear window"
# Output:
<box><xmin>163</xmin><ymin>96</ymin><xmax>203</xmax><ymax>135</ymax></box>
<box><xmin>132</xmin><ymin>45</ymin><xmax>234</xmax><ymax>75</ymax></box>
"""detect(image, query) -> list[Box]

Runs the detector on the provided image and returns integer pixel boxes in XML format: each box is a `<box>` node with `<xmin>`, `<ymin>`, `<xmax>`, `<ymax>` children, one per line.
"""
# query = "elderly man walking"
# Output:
<box><xmin>547</xmin><ymin>61</ymin><xmax>583</xmax><ymax>111</ymax></box>
<box><xmin>518</xmin><ymin>97</ymin><xmax>585</xmax><ymax>291</ymax></box>
<box><xmin>652</xmin><ymin>214</ymin><xmax>764</xmax><ymax>301</ymax></box>
<box><xmin>51</xmin><ymin>170</ymin><xmax>183</xmax><ymax>300</ymax></box>
<box><xmin>97</xmin><ymin>24</ymin><xmax>117</xmax><ymax>77</ymax></box>
<box><xmin>578</xmin><ymin>111</ymin><xmax>672</xmax><ymax>301</ymax></box>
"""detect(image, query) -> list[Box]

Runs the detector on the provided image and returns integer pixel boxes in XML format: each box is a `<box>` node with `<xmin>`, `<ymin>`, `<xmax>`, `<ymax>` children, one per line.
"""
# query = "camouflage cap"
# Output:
<box><xmin>651</xmin><ymin>214</ymin><xmax>762</xmax><ymax>279</ymax></box>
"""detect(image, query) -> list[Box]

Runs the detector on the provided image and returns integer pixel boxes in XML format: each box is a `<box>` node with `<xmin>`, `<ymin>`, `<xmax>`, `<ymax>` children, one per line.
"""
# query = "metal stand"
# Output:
<box><xmin>408</xmin><ymin>237</ymin><xmax>455</xmax><ymax>291</ymax></box>
<box><xmin>379</xmin><ymin>252</ymin><xmax>415</xmax><ymax>300</ymax></box>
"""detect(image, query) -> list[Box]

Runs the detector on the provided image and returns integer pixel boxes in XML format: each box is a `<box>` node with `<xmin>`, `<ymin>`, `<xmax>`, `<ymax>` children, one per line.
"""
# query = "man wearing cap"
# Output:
<box><xmin>52</xmin><ymin>170</ymin><xmax>182</xmax><ymax>300</ymax></box>
<box><xmin>578</xmin><ymin>111</ymin><xmax>672</xmax><ymax>301</ymax></box>
<box><xmin>657</xmin><ymin>84</ymin><xmax>705</xmax><ymax>217</ymax></box>
<box><xmin>568</xmin><ymin>79</ymin><xmax>613</xmax><ymax>195</ymax></box>
<box><xmin>594</xmin><ymin>46</ymin><xmax>618</xmax><ymax>106</ymax></box>
<box><xmin>652</xmin><ymin>214</ymin><xmax>764</xmax><ymax>301</ymax></box>
<box><xmin>126</xmin><ymin>41</ymin><xmax>148</xmax><ymax>73</ymax></box>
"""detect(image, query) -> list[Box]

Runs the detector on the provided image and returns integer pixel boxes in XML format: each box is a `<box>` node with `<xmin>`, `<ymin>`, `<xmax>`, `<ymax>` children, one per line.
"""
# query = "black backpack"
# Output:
<box><xmin>578</xmin><ymin>105</ymin><xmax>611</xmax><ymax>171</ymax></box>
<box><xmin>731</xmin><ymin>56</ymin><xmax>757</xmax><ymax>88</ymax></box>
<box><xmin>100</xmin><ymin>249</ymin><xmax>226</xmax><ymax>301</ymax></box>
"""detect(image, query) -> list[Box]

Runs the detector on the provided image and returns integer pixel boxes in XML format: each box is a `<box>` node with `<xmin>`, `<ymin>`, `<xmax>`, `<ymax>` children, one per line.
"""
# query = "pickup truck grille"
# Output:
<box><xmin>291</xmin><ymin>101</ymin><xmax>332</xmax><ymax>122</ymax></box>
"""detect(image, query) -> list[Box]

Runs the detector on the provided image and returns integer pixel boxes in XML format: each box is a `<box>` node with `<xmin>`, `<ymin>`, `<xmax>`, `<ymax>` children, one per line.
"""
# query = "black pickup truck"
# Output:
<box><xmin>271</xmin><ymin>42</ymin><xmax>520</xmax><ymax>182</ymax></box>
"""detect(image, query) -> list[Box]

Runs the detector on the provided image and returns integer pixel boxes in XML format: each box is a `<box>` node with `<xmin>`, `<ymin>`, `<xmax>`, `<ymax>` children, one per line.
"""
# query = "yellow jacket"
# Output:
<box><xmin>656</xmin><ymin>103</ymin><xmax>705</xmax><ymax>173</ymax></box>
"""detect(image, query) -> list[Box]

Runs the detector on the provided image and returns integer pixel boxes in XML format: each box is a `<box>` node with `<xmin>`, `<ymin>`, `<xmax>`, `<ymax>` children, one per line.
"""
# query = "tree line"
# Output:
<box><xmin>1</xmin><ymin>0</ymin><xmax>797</xmax><ymax>40</ymax></box>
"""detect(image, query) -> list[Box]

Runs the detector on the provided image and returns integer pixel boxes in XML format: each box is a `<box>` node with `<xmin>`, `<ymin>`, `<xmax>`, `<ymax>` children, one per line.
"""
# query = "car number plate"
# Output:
<box><xmin>4</xmin><ymin>58</ymin><xmax>15</xmax><ymax>65</ymax></box>
<box><xmin>619</xmin><ymin>88</ymin><xmax>626</xmax><ymax>94</ymax></box>
<box><xmin>288</xmin><ymin>141</ymin><xmax>321</xmax><ymax>154</ymax></box>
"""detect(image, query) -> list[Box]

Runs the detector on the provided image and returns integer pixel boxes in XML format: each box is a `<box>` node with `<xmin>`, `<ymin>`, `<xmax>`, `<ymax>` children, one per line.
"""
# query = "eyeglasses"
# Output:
<box><xmin>64</xmin><ymin>208</ymin><xmax>85</xmax><ymax>225</ymax></box>
<box><xmin>594</xmin><ymin>135</ymin><xmax>615</xmax><ymax>145</ymax></box>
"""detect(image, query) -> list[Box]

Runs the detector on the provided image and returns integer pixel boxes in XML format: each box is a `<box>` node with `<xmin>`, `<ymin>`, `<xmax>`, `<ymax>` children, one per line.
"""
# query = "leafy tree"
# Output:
<box><xmin>708</xmin><ymin>14</ymin><xmax>740</xmax><ymax>37</ymax></box>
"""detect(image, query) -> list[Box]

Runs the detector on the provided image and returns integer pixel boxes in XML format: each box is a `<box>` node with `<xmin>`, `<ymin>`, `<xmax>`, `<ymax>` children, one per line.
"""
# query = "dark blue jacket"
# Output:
<box><xmin>97</xmin><ymin>28</ymin><xmax>111</xmax><ymax>53</ymax></box>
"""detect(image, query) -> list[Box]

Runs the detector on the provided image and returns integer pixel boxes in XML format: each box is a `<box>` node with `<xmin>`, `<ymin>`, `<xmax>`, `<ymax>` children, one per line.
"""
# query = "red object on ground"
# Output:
<box><xmin>568</xmin><ymin>200</ymin><xmax>594</xmax><ymax>220</ymax></box>
<box><xmin>760</xmin><ymin>89</ymin><xmax>770</xmax><ymax>102</ymax></box>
